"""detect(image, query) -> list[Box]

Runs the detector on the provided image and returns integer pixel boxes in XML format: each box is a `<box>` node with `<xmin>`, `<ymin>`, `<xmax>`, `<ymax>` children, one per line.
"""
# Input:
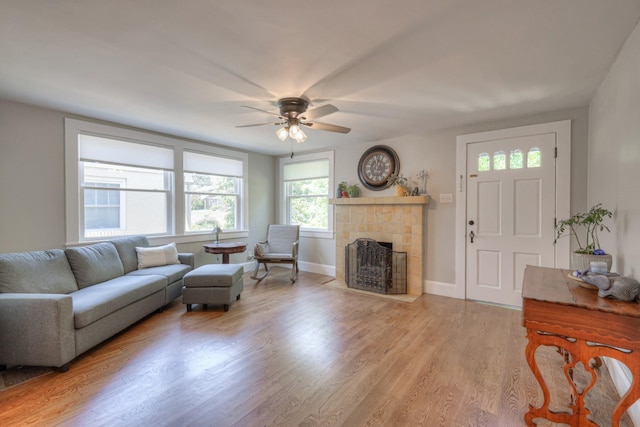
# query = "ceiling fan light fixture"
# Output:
<box><xmin>276</xmin><ymin>127</ymin><xmax>288</xmax><ymax>141</ymax></box>
<box><xmin>288</xmin><ymin>123</ymin><xmax>301</xmax><ymax>139</ymax></box>
<box><xmin>295</xmin><ymin>130</ymin><xmax>307</xmax><ymax>143</ymax></box>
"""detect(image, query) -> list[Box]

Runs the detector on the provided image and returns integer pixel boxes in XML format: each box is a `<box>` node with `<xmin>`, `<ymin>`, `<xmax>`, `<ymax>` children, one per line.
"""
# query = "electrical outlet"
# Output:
<box><xmin>439</xmin><ymin>193</ymin><xmax>454</xmax><ymax>203</ymax></box>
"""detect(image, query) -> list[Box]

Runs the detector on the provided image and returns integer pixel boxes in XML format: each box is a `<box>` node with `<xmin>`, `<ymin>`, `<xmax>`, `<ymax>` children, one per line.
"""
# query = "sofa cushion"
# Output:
<box><xmin>110</xmin><ymin>235</ymin><xmax>150</xmax><ymax>274</ymax></box>
<box><xmin>0</xmin><ymin>249</ymin><xmax>79</xmax><ymax>294</ymax></box>
<box><xmin>135</xmin><ymin>243</ymin><xmax>180</xmax><ymax>269</ymax></box>
<box><xmin>65</xmin><ymin>243</ymin><xmax>125</xmax><ymax>289</ymax></box>
<box><xmin>127</xmin><ymin>263</ymin><xmax>192</xmax><ymax>284</ymax></box>
<box><xmin>71</xmin><ymin>275</ymin><xmax>167</xmax><ymax>329</ymax></box>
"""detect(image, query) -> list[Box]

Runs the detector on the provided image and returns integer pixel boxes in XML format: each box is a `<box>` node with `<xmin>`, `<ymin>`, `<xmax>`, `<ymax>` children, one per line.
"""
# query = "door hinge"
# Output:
<box><xmin>555</xmin><ymin>147</ymin><xmax>558</xmax><ymax>158</ymax></box>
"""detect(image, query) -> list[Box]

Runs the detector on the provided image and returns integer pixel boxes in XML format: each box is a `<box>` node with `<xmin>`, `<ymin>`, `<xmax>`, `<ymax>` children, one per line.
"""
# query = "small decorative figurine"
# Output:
<box><xmin>582</xmin><ymin>274</ymin><xmax>640</xmax><ymax>302</ymax></box>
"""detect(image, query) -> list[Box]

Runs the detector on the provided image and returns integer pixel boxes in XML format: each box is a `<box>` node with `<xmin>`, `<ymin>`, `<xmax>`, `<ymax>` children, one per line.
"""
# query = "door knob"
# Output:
<box><xmin>468</xmin><ymin>220</ymin><xmax>475</xmax><ymax>225</ymax></box>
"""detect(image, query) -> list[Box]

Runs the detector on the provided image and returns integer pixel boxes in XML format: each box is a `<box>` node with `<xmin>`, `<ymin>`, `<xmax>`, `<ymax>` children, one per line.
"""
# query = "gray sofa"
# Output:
<box><xmin>0</xmin><ymin>236</ymin><xmax>194</xmax><ymax>372</ymax></box>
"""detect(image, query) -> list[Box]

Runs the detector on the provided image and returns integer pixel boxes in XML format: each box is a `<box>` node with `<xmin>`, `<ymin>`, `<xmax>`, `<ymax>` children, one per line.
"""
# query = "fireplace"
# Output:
<box><xmin>330</xmin><ymin>196</ymin><xmax>428</xmax><ymax>296</ymax></box>
<box><xmin>345</xmin><ymin>238</ymin><xmax>407</xmax><ymax>294</ymax></box>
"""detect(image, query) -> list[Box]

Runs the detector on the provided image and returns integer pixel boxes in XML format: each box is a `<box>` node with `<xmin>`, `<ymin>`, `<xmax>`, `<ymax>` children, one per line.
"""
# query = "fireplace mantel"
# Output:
<box><xmin>330</xmin><ymin>195</ymin><xmax>429</xmax><ymax>206</ymax></box>
<box><xmin>332</xmin><ymin>195</ymin><xmax>428</xmax><ymax>296</ymax></box>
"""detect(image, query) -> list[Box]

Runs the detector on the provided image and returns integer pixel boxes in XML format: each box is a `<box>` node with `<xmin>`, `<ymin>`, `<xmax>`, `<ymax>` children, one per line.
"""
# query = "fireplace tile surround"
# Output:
<box><xmin>330</xmin><ymin>196</ymin><xmax>428</xmax><ymax>296</ymax></box>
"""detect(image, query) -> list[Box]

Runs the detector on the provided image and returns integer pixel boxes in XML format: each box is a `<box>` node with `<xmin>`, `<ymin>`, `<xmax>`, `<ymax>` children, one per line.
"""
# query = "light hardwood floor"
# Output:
<box><xmin>0</xmin><ymin>268</ymin><xmax>630</xmax><ymax>426</ymax></box>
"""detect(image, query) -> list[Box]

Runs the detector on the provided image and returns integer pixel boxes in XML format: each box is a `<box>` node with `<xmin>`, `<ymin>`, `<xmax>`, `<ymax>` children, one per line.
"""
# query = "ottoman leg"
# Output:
<box><xmin>236</xmin><ymin>294</ymin><xmax>241</xmax><ymax>300</ymax></box>
<box><xmin>224</xmin><ymin>304</ymin><xmax>229</xmax><ymax>312</ymax></box>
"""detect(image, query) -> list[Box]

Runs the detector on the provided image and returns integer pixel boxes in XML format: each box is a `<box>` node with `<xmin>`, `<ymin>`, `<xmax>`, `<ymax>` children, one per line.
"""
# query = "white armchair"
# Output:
<box><xmin>251</xmin><ymin>224</ymin><xmax>300</xmax><ymax>282</ymax></box>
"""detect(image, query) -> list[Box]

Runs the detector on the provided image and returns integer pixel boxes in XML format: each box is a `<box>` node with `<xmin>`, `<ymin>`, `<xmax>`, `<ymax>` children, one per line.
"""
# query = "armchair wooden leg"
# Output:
<box><xmin>251</xmin><ymin>261</ymin><xmax>270</xmax><ymax>281</ymax></box>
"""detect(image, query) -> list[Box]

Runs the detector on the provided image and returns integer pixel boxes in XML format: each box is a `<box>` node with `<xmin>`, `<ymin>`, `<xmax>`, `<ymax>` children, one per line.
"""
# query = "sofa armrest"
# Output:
<box><xmin>0</xmin><ymin>293</ymin><xmax>75</xmax><ymax>368</ymax></box>
<box><xmin>178</xmin><ymin>253</ymin><xmax>195</xmax><ymax>268</ymax></box>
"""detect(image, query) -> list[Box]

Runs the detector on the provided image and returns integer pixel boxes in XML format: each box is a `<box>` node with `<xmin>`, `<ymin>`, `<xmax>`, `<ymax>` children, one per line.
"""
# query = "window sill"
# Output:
<box><xmin>300</xmin><ymin>229</ymin><xmax>334</xmax><ymax>239</ymax></box>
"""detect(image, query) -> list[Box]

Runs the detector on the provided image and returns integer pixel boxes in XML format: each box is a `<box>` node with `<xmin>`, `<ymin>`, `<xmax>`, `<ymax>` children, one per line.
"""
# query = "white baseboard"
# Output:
<box><xmin>240</xmin><ymin>261</ymin><xmax>335</xmax><ymax>278</ymax></box>
<box><xmin>298</xmin><ymin>261</ymin><xmax>335</xmax><ymax>277</ymax></box>
<box><xmin>424</xmin><ymin>280</ymin><xmax>465</xmax><ymax>299</ymax></box>
<box><xmin>604</xmin><ymin>358</ymin><xmax>640</xmax><ymax>426</ymax></box>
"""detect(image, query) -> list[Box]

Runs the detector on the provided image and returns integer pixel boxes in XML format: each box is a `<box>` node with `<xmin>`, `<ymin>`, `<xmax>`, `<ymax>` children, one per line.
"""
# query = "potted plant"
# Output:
<box><xmin>347</xmin><ymin>183</ymin><xmax>360</xmax><ymax>198</ymax></box>
<box><xmin>337</xmin><ymin>181</ymin><xmax>347</xmax><ymax>198</ymax></box>
<box><xmin>554</xmin><ymin>203</ymin><xmax>613</xmax><ymax>271</ymax></box>
<box><xmin>387</xmin><ymin>173</ymin><xmax>409</xmax><ymax>196</ymax></box>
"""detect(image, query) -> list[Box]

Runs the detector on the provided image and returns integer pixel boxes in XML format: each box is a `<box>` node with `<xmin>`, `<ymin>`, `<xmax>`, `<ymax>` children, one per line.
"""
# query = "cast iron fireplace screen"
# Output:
<box><xmin>345</xmin><ymin>238</ymin><xmax>407</xmax><ymax>294</ymax></box>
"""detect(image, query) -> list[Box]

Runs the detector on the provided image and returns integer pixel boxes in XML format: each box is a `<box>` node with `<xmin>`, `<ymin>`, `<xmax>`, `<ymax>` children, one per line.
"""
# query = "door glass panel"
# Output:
<box><xmin>527</xmin><ymin>147</ymin><xmax>541</xmax><ymax>168</ymax></box>
<box><xmin>493</xmin><ymin>151</ymin><xmax>506</xmax><ymax>170</ymax></box>
<box><xmin>510</xmin><ymin>149</ymin><xmax>523</xmax><ymax>169</ymax></box>
<box><xmin>478</xmin><ymin>153</ymin><xmax>490</xmax><ymax>171</ymax></box>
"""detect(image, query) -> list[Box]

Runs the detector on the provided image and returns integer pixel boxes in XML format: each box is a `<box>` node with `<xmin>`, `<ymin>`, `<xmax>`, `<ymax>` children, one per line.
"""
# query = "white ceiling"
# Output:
<box><xmin>1</xmin><ymin>1</ymin><xmax>639</xmax><ymax>155</ymax></box>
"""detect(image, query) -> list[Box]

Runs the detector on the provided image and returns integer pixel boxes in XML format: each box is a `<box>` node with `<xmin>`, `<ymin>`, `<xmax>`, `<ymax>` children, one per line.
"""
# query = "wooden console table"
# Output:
<box><xmin>203</xmin><ymin>242</ymin><xmax>247</xmax><ymax>264</ymax></box>
<box><xmin>522</xmin><ymin>265</ymin><xmax>640</xmax><ymax>426</ymax></box>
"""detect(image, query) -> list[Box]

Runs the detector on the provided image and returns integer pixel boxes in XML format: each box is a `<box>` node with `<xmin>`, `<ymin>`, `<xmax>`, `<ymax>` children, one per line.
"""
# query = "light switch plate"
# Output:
<box><xmin>440</xmin><ymin>193</ymin><xmax>454</xmax><ymax>203</ymax></box>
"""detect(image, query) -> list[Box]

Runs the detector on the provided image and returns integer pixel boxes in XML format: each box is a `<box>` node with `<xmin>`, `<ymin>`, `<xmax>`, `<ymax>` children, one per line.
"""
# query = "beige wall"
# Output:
<box><xmin>588</xmin><ymin>20</ymin><xmax>640</xmax><ymax>277</ymax></box>
<box><xmin>1</xmin><ymin>97</ymin><xmax>589</xmax><ymax>284</ymax></box>
<box><xmin>0</xmin><ymin>99</ymin><xmax>275</xmax><ymax>265</ymax></box>
<box><xmin>327</xmin><ymin>106</ymin><xmax>589</xmax><ymax>285</ymax></box>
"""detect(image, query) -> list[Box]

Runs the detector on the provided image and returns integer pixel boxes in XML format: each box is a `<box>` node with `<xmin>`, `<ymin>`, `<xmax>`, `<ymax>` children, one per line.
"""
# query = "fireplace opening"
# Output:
<box><xmin>345</xmin><ymin>238</ymin><xmax>407</xmax><ymax>294</ymax></box>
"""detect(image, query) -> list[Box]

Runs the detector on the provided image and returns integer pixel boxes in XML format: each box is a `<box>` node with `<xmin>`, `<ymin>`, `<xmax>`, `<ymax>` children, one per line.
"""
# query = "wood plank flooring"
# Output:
<box><xmin>0</xmin><ymin>268</ymin><xmax>630</xmax><ymax>426</ymax></box>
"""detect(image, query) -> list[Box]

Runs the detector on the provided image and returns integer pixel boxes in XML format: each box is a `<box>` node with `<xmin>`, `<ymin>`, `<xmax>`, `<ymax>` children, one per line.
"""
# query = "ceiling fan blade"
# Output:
<box><xmin>304</xmin><ymin>121</ymin><xmax>351</xmax><ymax>134</ymax></box>
<box><xmin>235</xmin><ymin>122</ymin><xmax>281</xmax><ymax>128</ymax></box>
<box><xmin>240</xmin><ymin>105</ymin><xmax>281</xmax><ymax>117</ymax></box>
<box><xmin>302</xmin><ymin>104</ymin><xmax>339</xmax><ymax>120</ymax></box>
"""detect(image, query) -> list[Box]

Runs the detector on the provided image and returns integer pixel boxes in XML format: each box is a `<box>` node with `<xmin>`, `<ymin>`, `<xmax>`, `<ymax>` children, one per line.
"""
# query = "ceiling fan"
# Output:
<box><xmin>237</xmin><ymin>97</ymin><xmax>351</xmax><ymax>143</ymax></box>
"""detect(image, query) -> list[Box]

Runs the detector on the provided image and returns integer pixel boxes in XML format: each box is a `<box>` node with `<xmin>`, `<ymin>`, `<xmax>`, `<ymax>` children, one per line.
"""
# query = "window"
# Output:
<box><xmin>184</xmin><ymin>151</ymin><xmax>243</xmax><ymax>232</ymax></box>
<box><xmin>493</xmin><ymin>151</ymin><xmax>506</xmax><ymax>170</ymax></box>
<box><xmin>509</xmin><ymin>149</ymin><xmax>523</xmax><ymax>169</ymax></box>
<box><xmin>65</xmin><ymin>118</ymin><xmax>248</xmax><ymax>244</ymax></box>
<box><xmin>78</xmin><ymin>134</ymin><xmax>173</xmax><ymax>239</ymax></box>
<box><xmin>84</xmin><ymin>182</ymin><xmax>122</xmax><ymax>231</ymax></box>
<box><xmin>527</xmin><ymin>147</ymin><xmax>541</xmax><ymax>168</ymax></box>
<box><xmin>478</xmin><ymin>153</ymin><xmax>490</xmax><ymax>171</ymax></box>
<box><xmin>280</xmin><ymin>152</ymin><xmax>334</xmax><ymax>237</ymax></box>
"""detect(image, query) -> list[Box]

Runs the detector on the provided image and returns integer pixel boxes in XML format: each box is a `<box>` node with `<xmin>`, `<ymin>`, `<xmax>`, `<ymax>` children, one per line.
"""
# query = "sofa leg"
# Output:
<box><xmin>236</xmin><ymin>294</ymin><xmax>241</xmax><ymax>301</ymax></box>
<box><xmin>224</xmin><ymin>304</ymin><xmax>229</xmax><ymax>312</ymax></box>
<box><xmin>186</xmin><ymin>304</ymin><xmax>192</xmax><ymax>312</ymax></box>
<box><xmin>54</xmin><ymin>363</ymin><xmax>70</xmax><ymax>373</ymax></box>
<box><xmin>0</xmin><ymin>364</ymin><xmax>6</xmax><ymax>372</ymax></box>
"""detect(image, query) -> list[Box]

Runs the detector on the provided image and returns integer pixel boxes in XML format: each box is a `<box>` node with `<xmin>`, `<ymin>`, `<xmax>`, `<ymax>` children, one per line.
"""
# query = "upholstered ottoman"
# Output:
<box><xmin>182</xmin><ymin>264</ymin><xmax>244</xmax><ymax>312</ymax></box>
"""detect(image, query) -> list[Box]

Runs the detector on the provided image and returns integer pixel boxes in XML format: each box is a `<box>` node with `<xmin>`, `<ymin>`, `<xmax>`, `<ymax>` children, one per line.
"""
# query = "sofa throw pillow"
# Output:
<box><xmin>136</xmin><ymin>243</ymin><xmax>180</xmax><ymax>269</ymax></box>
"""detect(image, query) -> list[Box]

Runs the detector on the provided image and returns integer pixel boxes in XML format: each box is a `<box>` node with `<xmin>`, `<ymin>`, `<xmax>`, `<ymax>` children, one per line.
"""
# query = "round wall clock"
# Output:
<box><xmin>357</xmin><ymin>145</ymin><xmax>400</xmax><ymax>190</ymax></box>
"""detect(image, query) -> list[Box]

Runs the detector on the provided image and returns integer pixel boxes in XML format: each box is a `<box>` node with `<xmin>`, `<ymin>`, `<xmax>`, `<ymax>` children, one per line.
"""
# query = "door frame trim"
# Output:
<box><xmin>454</xmin><ymin>120</ymin><xmax>571</xmax><ymax>300</ymax></box>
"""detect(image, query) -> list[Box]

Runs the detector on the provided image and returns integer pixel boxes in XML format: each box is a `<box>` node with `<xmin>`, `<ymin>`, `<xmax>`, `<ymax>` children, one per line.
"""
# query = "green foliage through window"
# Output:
<box><xmin>287</xmin><ymin>178</ymin><xmax>329</xmax><ymax>229</ymax></box>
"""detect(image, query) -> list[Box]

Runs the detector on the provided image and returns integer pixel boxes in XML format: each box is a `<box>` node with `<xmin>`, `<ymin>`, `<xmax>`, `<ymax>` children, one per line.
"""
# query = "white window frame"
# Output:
<box><xmin>279</xmin><ymin>151</ymin><xmax>334</xmax><ymax>239</ymax></box>
<box><xmin>65</xmin><ymin>118</ymin><xmax>248</xmax><ymax>245</ymax></box>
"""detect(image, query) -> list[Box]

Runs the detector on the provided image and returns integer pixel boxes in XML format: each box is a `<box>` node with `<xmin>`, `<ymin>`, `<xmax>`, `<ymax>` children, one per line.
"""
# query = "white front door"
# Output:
<box><xmin>453</xmin><ymin>121</ymin><xmax>571</xmax><ymax>307</ymax></box>
<box><xmin>465</xmin><ymin>133</ymin><xmax>557</xmax><ymax>306</ymax></box>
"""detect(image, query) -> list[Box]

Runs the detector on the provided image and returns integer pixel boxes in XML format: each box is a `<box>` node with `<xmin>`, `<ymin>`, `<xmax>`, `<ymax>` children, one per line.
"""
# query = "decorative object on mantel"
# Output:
<box><xmin>416</xmin><ymin>169</ymin><xmax>429</xmax><ymax>195</ymax></box>
<box><xmin>582</xmin><ymin>273</ymin><xmax>640</xmax><ymax>302</ymax></box>
<box><xmin>347</xmin><ymin>184</ymin><xmax>360</xmax><ymax>198</ymax></box>
<box><xmin>554</xmin><ymin>203</ymin><xmax>613</xmax><ymax>271</ymax></box>
<box><xmin>357</xmin><ymin>145</ymin><xmax>400</xmax><ymax>191</ymax></box>
<box><xmin>336</xmin><ymin>181</ymin><xmax>347</xmax><ymax>198</ymax></box>
<box><xmin>387</xmin><ymin>172</ymin><xmax>409</xmax><ymax>197</ymax></box>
